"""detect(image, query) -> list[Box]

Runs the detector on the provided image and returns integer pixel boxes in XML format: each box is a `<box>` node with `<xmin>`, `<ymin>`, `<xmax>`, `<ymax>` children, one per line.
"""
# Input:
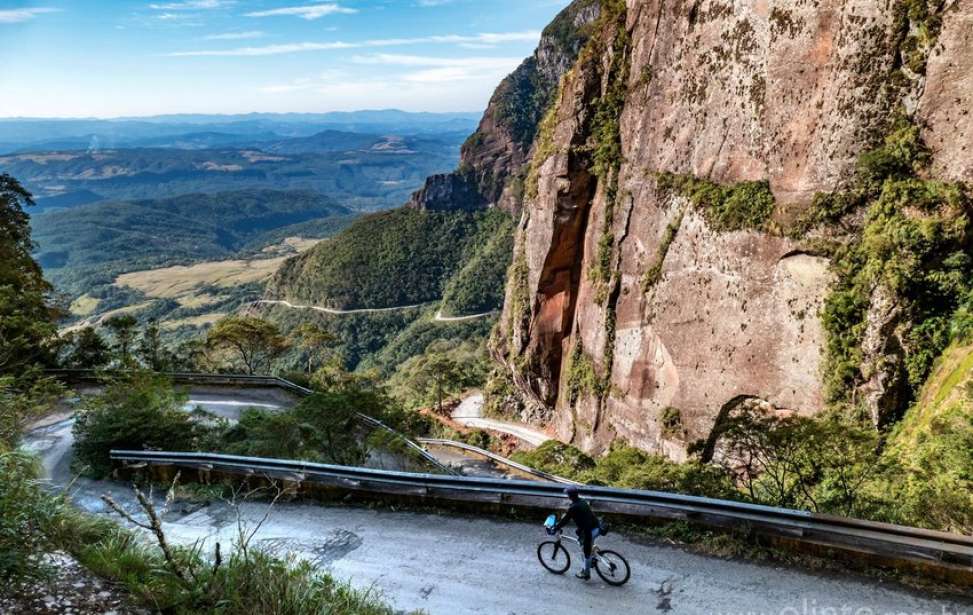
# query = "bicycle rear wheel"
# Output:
<box><xmin>537</xmin><ymin>541</ymin><xmax>570</xmax><ymax>574</ymax></box>
<box><xmin>594</xmin><ymin>549</ymin><xmax>630</xmax><ymax>586</ymax></box>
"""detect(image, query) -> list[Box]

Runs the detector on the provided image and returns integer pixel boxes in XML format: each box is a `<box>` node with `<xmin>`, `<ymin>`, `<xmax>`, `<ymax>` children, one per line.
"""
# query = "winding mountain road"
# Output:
<box><xmin>255</xmin><ymin>299</ymin><xmax>426</xmax><ymax>315</ymax></box>
<box><xmin>452</xmin><ymin>393</ymin><xmax>551</xmax><ymax>447</ymax></box>
<box><xmin>22</xmin><ymin>386</ymin><xmax>971</xmax><ymax>614</ymax></box>
<box><xmin>433</xmin><ymin>309</ymin><xmax>496</xmax><ymax>322</ymax></box>
<box><xmin>255</xmin><ymin>298</ymin><xmax>495</xmax><ymax>322</ymax></box>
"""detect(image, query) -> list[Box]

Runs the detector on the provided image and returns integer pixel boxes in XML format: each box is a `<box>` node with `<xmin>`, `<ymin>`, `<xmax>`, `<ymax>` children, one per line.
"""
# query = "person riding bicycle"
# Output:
<box><xmin>552</xmin><ymin>486</ymin><xmax>602</xmax><ymax>580</ymax></box>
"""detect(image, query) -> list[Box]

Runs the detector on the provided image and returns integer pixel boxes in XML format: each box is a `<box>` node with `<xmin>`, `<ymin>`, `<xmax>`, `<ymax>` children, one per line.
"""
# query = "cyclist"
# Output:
<box><xmin>552</xmin><ymin>485</ymin><xmax>602</xmax><ymax>580</ymax></box>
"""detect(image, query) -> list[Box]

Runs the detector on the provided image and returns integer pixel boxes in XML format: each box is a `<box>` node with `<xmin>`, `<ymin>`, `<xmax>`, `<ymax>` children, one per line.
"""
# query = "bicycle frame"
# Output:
<box><xmin>549</xmin><ymin>530</ymin><xmax>604</xmax><ymax>559</ymax></box>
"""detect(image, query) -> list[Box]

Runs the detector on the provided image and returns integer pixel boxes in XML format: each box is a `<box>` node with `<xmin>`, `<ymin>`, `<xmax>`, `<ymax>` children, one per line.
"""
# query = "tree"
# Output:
<box><xmin>137</xmin><ymin>320</ymin><xmax>170</xmax><ymax>371</ymax></box>
<box><xmin>290</xmin><ymin>323</ymin><xmax>337</xmax><ymax>374</ymax></box>
<box><xmin>61</xmin><ymin>326</ymin><xmax>111</xmax><ymax>369</ymax></box>
<box><xmin>104</xmin><ymin>314</ymin><xmax>138</xmax><ymax>366</ymax></box>
<box><xmin>396</xmin><ymin>348</ymin><xmax>465</xmax><ymax>413</ymax></box>
<box><xmin>205</xmin><ymin>316</ymin><xmax>289</xmax><ymax>375</ymax></box>
<box><xmin>389</xmin><ymin>339</ymin><xmax>485</xmax><ymax>412</ymax></box>
<box><xmin>715</xmin><ymin>406</ymin><xmax>887</xmax><ymax>516</ymax></box>
<box><xmin>0</xmin><ymin>175</ymin><xmax>57</xmax><ymax>374</ymax></box>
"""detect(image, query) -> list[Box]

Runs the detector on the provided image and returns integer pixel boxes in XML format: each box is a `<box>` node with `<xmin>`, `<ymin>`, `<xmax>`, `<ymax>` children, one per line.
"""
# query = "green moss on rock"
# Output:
<box><xmin>655</xmin><ymin>173</ymin><xmax>776</xmax><ymax>232</ymax></box>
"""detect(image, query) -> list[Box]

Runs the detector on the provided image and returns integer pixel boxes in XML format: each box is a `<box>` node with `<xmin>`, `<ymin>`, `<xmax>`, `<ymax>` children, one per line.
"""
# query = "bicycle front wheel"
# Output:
<box><xmin>594</xmin><ymin>549</ymin><xmax>630</xmax><ymax>586</ymax></box>
<box><xmin>537</xmin><ymin>541</ymin><xmax>570</xmax><ymax>574</ymax></box>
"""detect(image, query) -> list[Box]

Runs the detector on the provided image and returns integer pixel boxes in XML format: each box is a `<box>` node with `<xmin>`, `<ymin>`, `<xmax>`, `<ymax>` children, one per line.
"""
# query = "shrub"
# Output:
<box><xmin>511</xmin><ymin>440</ymin><xmax>596</xmax><ymax>479</ymax></box>
<box><xmin>656</xmin><ymin>173</ymin><xmax>776</xmax><ymax>232</ymax></box>
<box><xmin>0</xmin><ymin>450</ymin><xmax>61</xmax><ymax>582</ymax></box>
<box><xmin>581</xmin><ymin>444</ymin><xmax>738</xmax><ymax>499</ymax></box>
<box><xmin>72</xmin><ymin>372</ymin><xmax>206</xmax><ymax>477</ymax></box>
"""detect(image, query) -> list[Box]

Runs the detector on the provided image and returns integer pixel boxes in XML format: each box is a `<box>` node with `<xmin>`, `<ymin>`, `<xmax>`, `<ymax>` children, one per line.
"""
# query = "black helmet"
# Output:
<box><xmin>564</xmin><ymin>486</ymin><xmax>580</xmax><ymax>499</ymax></box>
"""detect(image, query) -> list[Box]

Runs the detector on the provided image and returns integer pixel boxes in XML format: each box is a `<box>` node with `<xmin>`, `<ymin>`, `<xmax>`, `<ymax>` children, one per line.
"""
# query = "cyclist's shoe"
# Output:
<box><xmin>575</xmin><ymin>570</ymin><xmax>590</xmax><ymax>580</ymax></box>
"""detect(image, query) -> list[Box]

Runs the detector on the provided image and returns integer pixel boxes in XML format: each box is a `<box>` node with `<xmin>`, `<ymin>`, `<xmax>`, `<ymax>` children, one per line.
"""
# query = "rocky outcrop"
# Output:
<box><xmin>494</xmin><ymin>0</ymin><xmax>967</xmax><ymax>458</ymax></box>
<box><xmin>408</xmin><ymin>0</ymin><xmax>600</xmax><ymax>213</ymax></box>
<box><xmin>919</xmin><ymin>1</ymin><xmax>973</xmax><ymax>183</ymax></box>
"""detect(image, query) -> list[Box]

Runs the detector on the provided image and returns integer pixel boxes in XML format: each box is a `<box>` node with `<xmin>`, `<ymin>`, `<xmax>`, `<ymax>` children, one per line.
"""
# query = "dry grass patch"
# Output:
<box><xmin>161</xmin><ymin>312</ymin><xmax>227</xmax><ymax>331</ymax></box>
<box><xmin>115</xmin><ymin>237</ymin><xmax>320</xmax><ymax>300</ymax></box>
<box><xmin>69</xmin><ymin>294</ymin><xmax>100</xmax><ymax>317</ymax></box>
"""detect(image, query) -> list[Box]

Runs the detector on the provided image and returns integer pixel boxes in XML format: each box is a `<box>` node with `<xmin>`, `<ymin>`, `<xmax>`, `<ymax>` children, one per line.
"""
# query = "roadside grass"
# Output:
<box><xmin>45</xmin><ymin>503</ymin><xmax>414</xmax><ymax>615</ymax></box>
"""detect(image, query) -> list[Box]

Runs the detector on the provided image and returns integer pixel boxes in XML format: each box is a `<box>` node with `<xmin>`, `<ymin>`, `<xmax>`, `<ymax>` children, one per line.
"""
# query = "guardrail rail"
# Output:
<box><xmin>110</xmin><ymin>449</ymin><xmax>973</xmax><ymax>578</ymax></box>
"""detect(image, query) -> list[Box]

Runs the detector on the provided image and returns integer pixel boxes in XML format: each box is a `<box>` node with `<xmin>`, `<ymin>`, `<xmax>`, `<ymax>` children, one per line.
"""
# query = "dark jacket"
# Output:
<box><xmin>555</xmin><ymin>498</ymin><xmax>600</xmax><ymax>533</ymax></box>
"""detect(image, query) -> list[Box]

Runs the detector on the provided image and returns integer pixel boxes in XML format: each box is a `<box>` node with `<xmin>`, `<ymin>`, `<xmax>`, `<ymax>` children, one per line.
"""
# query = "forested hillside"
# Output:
<box><xmin>269</xmin><ymin>208</ymin><xmax>511</xmax><ymax>313</ymax></box>
<box><xmin>33</xmin><ymin>189</ymin><xmax>354</xmax><ymax>296</ymax></box>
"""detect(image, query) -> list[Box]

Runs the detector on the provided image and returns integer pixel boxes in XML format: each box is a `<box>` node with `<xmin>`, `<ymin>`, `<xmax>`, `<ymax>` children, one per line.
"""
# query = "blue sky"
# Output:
<box><xmin>0</xmin><ymin>0</ymin><xmax>572</xmax><ymax>118</ymax></box>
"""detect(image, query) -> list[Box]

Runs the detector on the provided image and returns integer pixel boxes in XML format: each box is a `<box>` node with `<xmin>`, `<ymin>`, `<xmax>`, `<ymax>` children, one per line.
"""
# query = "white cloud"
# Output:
<box><xmin>352</xmin><ymin>53</ymin><xmax>520</xmax><ymax>68</ymax></box>
<box><xmin>262</xmin><ymin>54</ymin><xmax>518</xmax><ymax>92</ymax></box>
<box><xmin>204</xmin><ymin>30</ymin><xmax>264</xmax><ymax>40</ymax></box>
<box><xmin>244</xmin><ymin>3</ymin><xmax>356</xmax><ymax>20</ymax></box>
<box><xmin>169</xmin><ymin>41</ymin><xmax>354</xmax><ymax>56</ymax></box>
<box><xmin>149</xmin><ymin>0</ymin><xmax>233</xmax><ymax>9</ymax></box>
<box><xmin>0</xmin><ymin>7</ymin><xmax>60</xmax><ymax>23</ymax></box>
<box><xmin>169</xmin><ymin>30</ymin><xmax>541</xmax><ymax>57</ymax></box>
<box><xmin>366</xmin><ymin>32</ymin><xmax>539</xmax><ymax>46</ymax></box>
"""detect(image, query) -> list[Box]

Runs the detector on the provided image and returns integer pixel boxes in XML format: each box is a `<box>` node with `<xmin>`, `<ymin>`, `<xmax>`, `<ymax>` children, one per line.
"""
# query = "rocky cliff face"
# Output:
<box><xmin>408</xmin><ymin>0</ymin><xmax>600</xmax><ymax>213</ymax></box>
<box><xmin>493</xmin><ymin>0</ymin><xmax>971</xmax><ymax>458</ymax></box>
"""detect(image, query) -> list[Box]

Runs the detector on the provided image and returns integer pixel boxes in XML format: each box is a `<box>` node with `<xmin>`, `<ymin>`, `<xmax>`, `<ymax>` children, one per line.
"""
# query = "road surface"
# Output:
<box><xmin>433</xmin><ymin>309</ymin><xmax>495</xmax><ymax>322</ymax></box>
<box><xmin>255</xmin><ymin>299</ymin><xmax>426</xmax><ymax>315</ymax></box>
<box><xmin>113</xmin><ymin>500</ymin><xmax>973</xmax><ymax>614</ymax></box>
<box><xmin>452</xmin><ymin>393</ymin><xmax>551</xmax><ymax>447</ymax></box>
<box><xmin>257</xmin><ymin>299</ymin><xmax>494</xmax><ymax>322</ymax></box>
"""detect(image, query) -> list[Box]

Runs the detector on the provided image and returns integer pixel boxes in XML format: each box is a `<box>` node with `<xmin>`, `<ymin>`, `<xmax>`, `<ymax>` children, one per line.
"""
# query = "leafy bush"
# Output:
<box><xmin>511</xmin><ymin>440</ymin><xmax>597</xmax><ymax>478</ymax></box>
<box><xmin>72</xmin><ymin>373</ymin><xmax>207</xmax><ymax>477</ymax></box>
<box><xmin>223</xmin><ymin>393</ymin><xmax>370</xmax><ymax>466</ymax></box>
<box><xmin>582</xmin><ymin>444</ymin><xmax>738</xmax><ymax>499</ymax></box>
<box><xmin>222</xmin><ymin>376</ymin><xmax>433</xmax><ymax>465</ymax></box>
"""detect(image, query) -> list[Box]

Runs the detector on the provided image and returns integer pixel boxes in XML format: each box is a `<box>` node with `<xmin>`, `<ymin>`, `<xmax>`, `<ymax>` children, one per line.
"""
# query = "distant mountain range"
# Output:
<box><xmin>0</xmin><ymin>129</ymin><xmax>464</xmax><ymax>212</ymax></box>
<box><xmin>0</xmin><ymin>110</ymin><xmax>481</xmax><ymax>153</ymax></box>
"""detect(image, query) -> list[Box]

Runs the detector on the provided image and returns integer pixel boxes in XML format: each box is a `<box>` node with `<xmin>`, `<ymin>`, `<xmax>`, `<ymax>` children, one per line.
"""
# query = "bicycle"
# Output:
<box><xmin>536</xmin><ymin>514</ymin><xmax>631</xmax><ymax>586</ymax></box>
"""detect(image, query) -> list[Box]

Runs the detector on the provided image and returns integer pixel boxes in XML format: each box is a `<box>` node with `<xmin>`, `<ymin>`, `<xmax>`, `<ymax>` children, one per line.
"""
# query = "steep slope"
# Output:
<box><xmin>263</xmin><ymin>0</ymin><xmax>601</xmax><ymax>371</ymax></box>
<box><xmin>408</xmin><ymin>0</ymin><xmax>600</xmax><ymax>213</ymax></box>
<box><xmin>493</xmin><ymin>0</ymin><xmax>973</xmax><ymax>458</ymax></box>
<box><xmin>267</xmin><ymin>208</ymin><xmax>509</xmax><ymax>311</ymax></box>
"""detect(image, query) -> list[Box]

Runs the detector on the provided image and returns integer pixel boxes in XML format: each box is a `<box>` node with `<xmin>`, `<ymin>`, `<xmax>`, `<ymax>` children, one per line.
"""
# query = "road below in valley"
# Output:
<box><xmin>452</xmin><ymin>393</ymin><xmax>551</xmax><ymax>447</ymax></box>
<box><xmin>255</xmin><ymin>299</ymin><xmax>426</xmax><ymax>315</ymax></box>
<box><xmin>256</xmin><ymin>298</ymin><xmax>495</xmax><ymax>322</ymax></box>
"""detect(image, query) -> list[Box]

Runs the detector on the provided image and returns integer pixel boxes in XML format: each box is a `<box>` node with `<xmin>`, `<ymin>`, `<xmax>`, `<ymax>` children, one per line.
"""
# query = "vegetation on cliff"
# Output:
<box><xmin>654</xmin><ymin>173</ymin><xmax>776</xmax><ymax>233</ymax></box>
<box><xmin>816</xmin><ymin>119</ymin><xmax>972</xmax><ymax>412</ymax></box>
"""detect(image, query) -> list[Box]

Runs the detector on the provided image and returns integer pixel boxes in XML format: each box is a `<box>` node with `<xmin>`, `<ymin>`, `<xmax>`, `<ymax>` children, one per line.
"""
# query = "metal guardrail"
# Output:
<box><xmin>48</xmin><ymin>369</ymin><xmax>455</xmax><ymax>475</ymax></box>
<box><xmin>110</xmin><ymin>449</ymin><xmax>973</xmax><ymax>574</ymax></box>
<box><xmin>417</xmin><ymin>438</ymin><xmax>578</xmax><ymax>484</ymax></box>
